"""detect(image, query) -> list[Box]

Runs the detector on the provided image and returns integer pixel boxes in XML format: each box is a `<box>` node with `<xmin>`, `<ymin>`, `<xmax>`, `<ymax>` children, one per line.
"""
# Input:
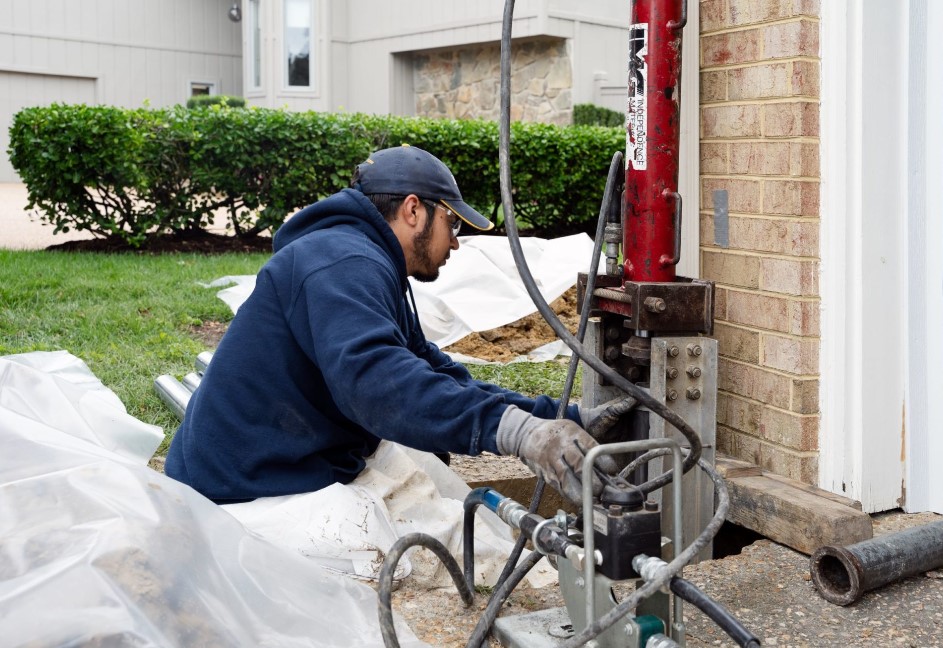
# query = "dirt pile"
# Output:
<box><xmin>442</xmin><ymin>288</ymin><xmax>580</xmax><ymax>362</ymax></box>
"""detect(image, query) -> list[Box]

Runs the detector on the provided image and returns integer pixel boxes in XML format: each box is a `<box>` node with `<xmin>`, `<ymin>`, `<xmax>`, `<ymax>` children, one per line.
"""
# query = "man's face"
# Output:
<box><xmin>411</xmin><ymin>200</ymin><xmax>460</xmax><ymax>283</ymax></box>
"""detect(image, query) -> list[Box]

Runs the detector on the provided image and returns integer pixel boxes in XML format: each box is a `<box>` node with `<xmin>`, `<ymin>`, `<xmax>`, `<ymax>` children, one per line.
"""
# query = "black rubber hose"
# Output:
<box><xmin>492</xmin><ymin>149</ymin><xmax>624</xmax><ymax>594</ymax></box>
<box><xmin>497</xmin><ymin>0</ymin><xmax>701</xmax><ymax>496</ymax></box>
<box><xmin>378</xmin><ymin>532</ymin><xmax>474</xmax><ymax>648</ymax></box>
<box><xmin>669</xmin><ymin>577</ymin><xmax>762</xmax><ymax>648</ymax></box>
<box><xmin>465</xmin><ymin>550</ymin><xmax>544</xmax><ymax>648</ymax></box>
<box><xmin>561</xmin><ymin>455</ymin><xmax>729</xmax><ymax>648</ymax></box>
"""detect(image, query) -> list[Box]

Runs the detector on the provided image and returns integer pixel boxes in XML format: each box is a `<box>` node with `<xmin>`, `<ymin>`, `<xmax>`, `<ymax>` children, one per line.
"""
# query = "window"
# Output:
<box><xmin>190</xmin><ymin>81</ymin><xmax>215</xmax><ymax>96</ymax></box>
<box><xmin>284</xmin><ymin>0</ymin><xmax>312</xmax><ymax>89</ymax></box>
<box><xmin>249</xmin><ymin>0</ymin><xmax>262</xmax><ymax>90</ymax></box>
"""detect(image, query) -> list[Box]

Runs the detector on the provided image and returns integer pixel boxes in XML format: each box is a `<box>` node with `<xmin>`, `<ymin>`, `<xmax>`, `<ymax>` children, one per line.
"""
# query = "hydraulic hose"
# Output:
<box><xmin>465</xmin><ymin>550</ymin><xmax>544</xmax><ymax>648</ymax></box>
<box><xmin>561</xmin><ymin>456</ymin><xmax>729</xmax><ymax>648</ymax></box>
<box><xmin>497</xmin><ymin>0</ymin><xmax>701</xmax><ymax>497</ymax></box>
<box><xmin>669</xmin><ymin>577</ymin><xmax>761</xmax><ymax>648</ymax></box>
<box><xmin>377</xmin><ymin>532</ymin><xmax>474</xmax><ymax>648</ymax></box>
<box><xmin>492</xmin><ymin>149</ymin><xmax>625</xmax><ymax>593</ymax></box>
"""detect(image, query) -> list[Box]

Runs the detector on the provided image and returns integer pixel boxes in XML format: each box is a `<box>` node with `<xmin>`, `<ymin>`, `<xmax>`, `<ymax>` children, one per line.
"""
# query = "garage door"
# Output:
<box><xmin>0</xmin><ymin>71</ymin><xmax>97</xmax><ymax>182</ymax></box>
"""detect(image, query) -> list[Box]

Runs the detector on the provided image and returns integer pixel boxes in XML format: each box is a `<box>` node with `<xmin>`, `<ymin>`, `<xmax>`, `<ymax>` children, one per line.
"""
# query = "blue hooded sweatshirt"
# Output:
<box><xmin>166</xmin><ymin>189</ymin><xmax>580</xmax><ymax>502</ymax></box>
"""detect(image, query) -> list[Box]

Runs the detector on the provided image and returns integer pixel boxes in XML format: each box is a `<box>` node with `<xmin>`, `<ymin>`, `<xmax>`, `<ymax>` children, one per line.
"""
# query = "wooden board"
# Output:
<box><xmin>761</xmin><ymin>471</ymin><xmax>863</xmax><ymax>511</ymax></box>
<box><xmin>724</xmin><ymin>475</ymin><xmax>873</xmax><ymax>555</ymax></box>
<box><xmin>715</xmin><ymin>454</ymin><xmax>763</xmax><ymax>478</ymax></box>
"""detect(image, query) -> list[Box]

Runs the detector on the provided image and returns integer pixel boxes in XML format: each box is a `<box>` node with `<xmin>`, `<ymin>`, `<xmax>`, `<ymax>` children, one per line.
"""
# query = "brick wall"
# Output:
<box><xmin>699</xmin><ymin>0</ymin><xmax>821</xmax><ymax>483</ymax></box>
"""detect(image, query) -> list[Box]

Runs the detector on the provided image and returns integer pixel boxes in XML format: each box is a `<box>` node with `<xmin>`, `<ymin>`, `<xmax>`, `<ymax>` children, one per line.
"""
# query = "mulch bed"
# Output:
<box><xmin>47</xmin><ymin>232</ymin><xmax>273</xmax><ymax>254</ymax></box>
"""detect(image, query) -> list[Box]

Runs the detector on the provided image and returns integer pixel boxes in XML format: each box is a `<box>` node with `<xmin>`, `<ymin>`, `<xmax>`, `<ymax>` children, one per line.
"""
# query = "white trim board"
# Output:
<box><xmin>820</xmin><ymin>0</ymin><xmax>942</xmax><ymax>514</ymax></box>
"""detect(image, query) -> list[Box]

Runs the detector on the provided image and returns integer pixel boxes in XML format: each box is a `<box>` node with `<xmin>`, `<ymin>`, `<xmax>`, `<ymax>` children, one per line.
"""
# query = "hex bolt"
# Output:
<box><xmin>666</xmin><ymin>367</ymin><xmax>679</xmax><ymax>380</ymax></box>
<box><xmin>643</xmin><ymin>296</ymin><xmax>667</xmax><ymax>313</ymax></box>
<box><xmin>605</xmin><ymin>326</ymin><xmax>621</xmax><ymax>341</ymax></box>
<box><xmin>667</xmin><ymin>389</ymin><xmax>678</xmax><ymax>401</ymax></box>
<box><xmin>604</xmin><ymin>345</ymin><xmax>621</xmax><ymax>362</ymax></box>
<box><xmin>686</xmin><ymin>387</ymin><xmax>701</xmax><ymax>400</ymax></box>
<box><xmin>687</xmin><ymin>344</ymin><xmax>702</xmax><ymax>357</ymax></box>
<box><xmin>686</xmin><ymin>365</ymin><xmax>702</xmax><ymax>378</ymax></box>
<box><xmin>668</xmin><ymin>346</ymin><xmax>680</xmax><ymax>357</ymax></box>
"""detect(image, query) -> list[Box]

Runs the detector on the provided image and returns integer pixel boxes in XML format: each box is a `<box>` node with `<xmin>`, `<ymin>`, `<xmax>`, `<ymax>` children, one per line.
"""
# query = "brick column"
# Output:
<box><xmin>699</xmin><ymin>0</ymin><xmax>821</xmax><ymax>483</ymax></box>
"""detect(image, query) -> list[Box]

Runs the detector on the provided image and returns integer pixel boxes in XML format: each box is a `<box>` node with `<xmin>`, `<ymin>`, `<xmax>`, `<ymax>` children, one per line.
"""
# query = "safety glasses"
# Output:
<box><xmin>422</xmin><ymin>199</ymin><xmax>461</xmax><ymax>237</ymax></box>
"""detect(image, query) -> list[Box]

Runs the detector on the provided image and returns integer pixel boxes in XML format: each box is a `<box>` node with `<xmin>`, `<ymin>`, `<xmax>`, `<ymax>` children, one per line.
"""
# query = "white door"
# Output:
<box><xmin>0</xmin><ymin>71</ymin><xmax>97</xmax><ymax>182</ymax></box>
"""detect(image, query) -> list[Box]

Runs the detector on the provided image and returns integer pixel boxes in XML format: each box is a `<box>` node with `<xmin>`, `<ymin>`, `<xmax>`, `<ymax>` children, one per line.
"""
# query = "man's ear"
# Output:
<box><xmin>399</xmin><ymin>194</ymin><xmax>423</xmax><ymax>229</ymax></box>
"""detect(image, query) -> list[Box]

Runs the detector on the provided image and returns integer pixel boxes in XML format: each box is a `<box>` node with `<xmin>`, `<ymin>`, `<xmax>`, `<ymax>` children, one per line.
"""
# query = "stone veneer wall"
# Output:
<box><xmin>413</xmin><ymin>38</ymin><xmax>572</xmax><ymax>125</ymax></box>
<box><xmin>699</xmin><ymin>0</ymin><xmax>821</xmax><ymax>483</ymax></box>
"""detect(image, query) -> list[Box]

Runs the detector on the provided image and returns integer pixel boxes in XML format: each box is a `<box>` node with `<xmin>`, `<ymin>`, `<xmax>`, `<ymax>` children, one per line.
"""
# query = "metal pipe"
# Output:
<box><xmin>153</xmin><ymin>375</ymin><xmax>191</xmax><ymax>421</ymax></box>
<box><xmin>195</xmin><ymin>351</ymin><xmax>214</xmax><ymax>374</ymax></box>
<box><xmin>810</xmin><ymin>519</ymin><xmax>943</xmax><ymax>605</ymax></box>
<box><xmin>624</xmin><ymin>0</ymin><xmax>685</xmax><ymax>282</ymax></box>
<box><xmin>182</xmin><ymin>372</ymin><xmax>202</xmax><ymax>393</ymax></box>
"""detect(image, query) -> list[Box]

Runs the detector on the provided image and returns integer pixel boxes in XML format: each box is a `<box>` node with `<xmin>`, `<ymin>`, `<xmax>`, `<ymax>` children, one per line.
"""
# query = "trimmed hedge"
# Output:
<box><xmin>186</xmin><ymin>95</ymin><xmax>246</xmax><ymax>109</ymax></box>
<box><xmin>9</xmin><ymin>104</ymin><xmax>623</xmax><ymax>246</ymax></box>
<box><xmin>573</xmin><ymin>103</ymin><xmax>625</xmax><ymax>128</ymax></box>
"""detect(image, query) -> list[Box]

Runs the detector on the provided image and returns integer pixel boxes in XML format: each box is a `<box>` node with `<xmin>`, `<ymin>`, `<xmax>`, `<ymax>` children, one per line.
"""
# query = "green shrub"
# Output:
<box><xmin>9</xmin><ymin>105</ymin><xmax>624</xmax><ymax>246</ymax></box>
<box><xmin>573</xmin><ymin>103</ymin><xmax>624</xmax><ymax>128</ymax></box>
<box><xmin>186</xmin><ymin>94</ymin><xmax>246</xmax><ymax>109</ymax></box>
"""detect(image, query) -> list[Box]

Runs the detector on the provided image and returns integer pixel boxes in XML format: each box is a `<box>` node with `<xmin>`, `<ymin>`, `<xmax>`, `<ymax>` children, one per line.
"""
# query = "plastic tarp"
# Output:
<box><xmin>221</xmin><ymin>440</ymin><xmax>555</xmax><ymax>589</ymax></box>
<box><xmin>0</xmin><ymin>351</ymin><xmax>428</xmax><ymax>647</ymax></box>
<box><xmin>203</xmin><ymin>233</ymin><xmax>600</xmax><ymax>351</ymax></box>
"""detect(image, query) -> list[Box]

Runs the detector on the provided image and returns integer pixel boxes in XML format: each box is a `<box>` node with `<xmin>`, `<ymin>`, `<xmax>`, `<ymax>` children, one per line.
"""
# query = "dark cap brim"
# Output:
<box><xmin>440</xmin><ymin>198</ymin><xmax>494</xmax><ymax>232</ymax></box>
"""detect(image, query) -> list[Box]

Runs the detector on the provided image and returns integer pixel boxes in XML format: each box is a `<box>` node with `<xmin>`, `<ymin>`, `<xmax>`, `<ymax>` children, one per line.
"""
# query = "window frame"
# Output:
<box><xmin>281</xmin><ymin>0</ymin><xmax>318</xmax><ymax>94</ymax></box>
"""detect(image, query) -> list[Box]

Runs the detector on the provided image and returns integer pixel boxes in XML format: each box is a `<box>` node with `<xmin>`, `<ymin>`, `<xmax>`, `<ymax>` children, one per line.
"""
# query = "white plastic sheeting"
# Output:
<box><xmin>0</xmin><ymin>351</ymin><xmax>427</xmax><ymax>647</ymax></box>
<box><xmin>223</xmin><ymin>440</ymin><xmax>555</xmax><ymax>589</ymax></box>
<box><xmin>203</xmin><ymin>234</ymin><xmax>600</xmax><ymax>350</ymax></box>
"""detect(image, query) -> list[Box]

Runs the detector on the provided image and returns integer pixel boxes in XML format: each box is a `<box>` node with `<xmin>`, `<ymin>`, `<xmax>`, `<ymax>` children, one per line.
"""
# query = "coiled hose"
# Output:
<box><xmin>377</xmin><ymin>533</ymin><xmax>474</xmax><ymax>648</ymax></box>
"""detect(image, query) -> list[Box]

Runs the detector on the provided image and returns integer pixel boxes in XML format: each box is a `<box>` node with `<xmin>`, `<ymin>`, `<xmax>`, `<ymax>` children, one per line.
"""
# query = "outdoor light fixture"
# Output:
<box><xmin>228</xmin><ymin>2</ymin><xmax>242</xmax><ymax>22</ymax></box>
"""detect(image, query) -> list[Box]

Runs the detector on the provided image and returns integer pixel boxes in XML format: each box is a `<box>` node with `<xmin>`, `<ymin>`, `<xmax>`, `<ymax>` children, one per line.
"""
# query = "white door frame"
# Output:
<box><xmin>820</xmin><ymin>0</ymin><xmax>943</xmax><ymax>513</ymax></box>
<box><xmin>904</xmin><ymin>0</ymin><xmax>943</xmax><ymax>514</ymax></box>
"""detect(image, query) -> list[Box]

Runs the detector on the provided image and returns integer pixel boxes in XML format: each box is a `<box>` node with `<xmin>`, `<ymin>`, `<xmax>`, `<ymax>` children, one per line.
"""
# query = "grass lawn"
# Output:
<box><xmin>0</xmin><ymin>249</ymin><xmax>577</xmax><ymax>455</ymax></box>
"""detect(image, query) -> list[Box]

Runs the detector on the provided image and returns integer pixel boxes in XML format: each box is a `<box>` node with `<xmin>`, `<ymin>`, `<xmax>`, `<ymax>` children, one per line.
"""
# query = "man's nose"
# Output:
<box><xmin>450</xmin><ymin>234</ymin><xmax>460</xmax><ymax>250</ymax></box>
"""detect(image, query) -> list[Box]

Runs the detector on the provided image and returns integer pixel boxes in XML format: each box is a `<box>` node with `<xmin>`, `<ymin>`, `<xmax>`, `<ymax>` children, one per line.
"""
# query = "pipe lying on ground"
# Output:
<box><xmin>195</xmin><ymin>351</ymin><xmax>214</xmax><ymax>374</ymax></box>
<box><xmin>810</xmin><ymin>519</ymin><xmax>943</xmax><ymax>605</ymax></box>
<box><xmin>182</xmin><ymin>372</ymin><xmax>202</xmax><ymax>393</ymax></box>
<box><xmin>154</xmin><ymin>375</ymin><xmax>191</xmax><ymax>421</ymax></box>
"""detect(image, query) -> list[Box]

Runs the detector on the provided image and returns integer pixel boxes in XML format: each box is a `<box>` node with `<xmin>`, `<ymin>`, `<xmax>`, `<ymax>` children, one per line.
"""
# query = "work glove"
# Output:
<box><xmin>579</xmin><ymin>395</ymin><xmax>638</xmax><ymax>441</ymax></box>
<box><xmin>496</xmin><ymin>405</ymin><xmax>619</xmax><ymax>505</ymax></box>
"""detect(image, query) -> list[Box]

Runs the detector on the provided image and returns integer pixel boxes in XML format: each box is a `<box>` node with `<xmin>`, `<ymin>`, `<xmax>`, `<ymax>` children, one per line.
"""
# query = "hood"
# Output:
<box><xmin>272</xmin><ymin>189</ymin><xmax>408</xmax><ymax>284</ymax></box>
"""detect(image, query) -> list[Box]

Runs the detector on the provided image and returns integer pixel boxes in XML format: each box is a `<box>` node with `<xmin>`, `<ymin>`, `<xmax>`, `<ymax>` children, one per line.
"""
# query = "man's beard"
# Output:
<box><xmin>411</xmin><ymin>211</ymin><xmax>440</xmax><ymax>283</ymax></box>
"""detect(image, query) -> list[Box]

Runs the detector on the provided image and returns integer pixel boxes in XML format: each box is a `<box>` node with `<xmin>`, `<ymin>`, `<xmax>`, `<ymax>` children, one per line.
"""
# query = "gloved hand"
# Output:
<box><xmin>496</xmin><ymin>405</ymin><xmax>618</xmax><ymax>505</ymax></box>
<box><xmin>579</xmin><ymin>395</ymin><xmax>638</xmax><ymax>440</ymax></box>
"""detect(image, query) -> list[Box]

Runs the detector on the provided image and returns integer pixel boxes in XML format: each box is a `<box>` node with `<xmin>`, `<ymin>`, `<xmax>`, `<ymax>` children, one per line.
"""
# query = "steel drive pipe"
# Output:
<box><xmin>154</xmin><ymin>375</ymin><xmax>191</xmax><ymax>422</ymax></box>
<box><xmin>810</xmin><ymin>519</ymin><xmax>943</xmax><ymax>605</ymax></box>
<box><xmin>623</xmin><ymin>0</ymin><xmax>685</xmax><ymax>283</ymax></box>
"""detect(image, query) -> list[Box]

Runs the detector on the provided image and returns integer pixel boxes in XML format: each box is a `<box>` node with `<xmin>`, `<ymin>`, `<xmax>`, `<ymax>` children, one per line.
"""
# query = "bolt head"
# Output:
<box><xmin>666</xmin><ymin>367</ymin><xmax>679</xmax><ymax>379</ymax></box>
<box><xmin>668</xmin><ymin>346</ymin><xmax>680</xmax><ymax>357</ymax></box>
<box><xmin>667</xmin><ymin>389</ymin><xmax>678</xmax><ymax>401</ymax></box>
<box><xmin>686</xmin><ymin>387</ymin><xmax>702</xmax><ymax>400</ymax></box>
<box><xmin>687</xmin><ymin>344</ymin><xmax>702</xmax><ymax>356</ymax></box>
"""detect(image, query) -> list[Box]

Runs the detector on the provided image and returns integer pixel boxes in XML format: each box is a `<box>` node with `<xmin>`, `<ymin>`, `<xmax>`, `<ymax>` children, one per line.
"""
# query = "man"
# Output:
<box><xmin>166</xmin><ymin>145</ymin><xmax>614</xmax><ymax>511</ymax></box>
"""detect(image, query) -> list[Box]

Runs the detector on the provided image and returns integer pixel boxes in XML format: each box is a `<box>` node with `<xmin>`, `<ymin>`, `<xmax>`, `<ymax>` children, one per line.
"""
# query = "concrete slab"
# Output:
<box><xmin>0</xmin><ymin>183</ymin><xmax>94</xmax><ymax>250</ymax></box>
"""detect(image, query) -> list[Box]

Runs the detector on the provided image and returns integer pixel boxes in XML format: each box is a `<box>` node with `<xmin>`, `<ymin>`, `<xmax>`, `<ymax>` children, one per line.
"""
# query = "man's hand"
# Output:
<box><xmin>497</xmin><ymin>406</ymin><xmax>618</xmax><ymax>505</ymax></box>
<box><xmin>579</xmin><ymin>395</ymin><xmax>638</xmax><ymax>440</ymax></box>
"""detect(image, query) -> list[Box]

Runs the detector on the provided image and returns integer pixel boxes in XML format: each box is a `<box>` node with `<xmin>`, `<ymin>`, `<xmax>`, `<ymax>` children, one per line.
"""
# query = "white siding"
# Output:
<box><xmin>0</xmin><ymin>0</ymin><xmax>242</xmax><ymax>181</ymax></box>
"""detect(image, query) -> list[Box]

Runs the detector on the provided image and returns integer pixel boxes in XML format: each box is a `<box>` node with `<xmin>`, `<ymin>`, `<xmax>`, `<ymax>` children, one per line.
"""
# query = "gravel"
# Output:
<box><xmin>391</xmin><ymin>510</ymin><xmax>943</xmax><ymax>647</ymax></box>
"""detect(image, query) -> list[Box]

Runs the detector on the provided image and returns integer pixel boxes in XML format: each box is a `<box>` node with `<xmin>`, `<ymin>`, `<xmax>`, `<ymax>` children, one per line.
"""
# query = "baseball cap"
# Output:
<box><xmin>353</xmin><ymin>145</ymin><xmax>494</xmax><ymax>231</ymax></box>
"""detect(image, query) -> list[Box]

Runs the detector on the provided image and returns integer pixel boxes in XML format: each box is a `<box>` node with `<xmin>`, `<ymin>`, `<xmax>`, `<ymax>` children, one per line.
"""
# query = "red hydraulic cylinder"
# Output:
<box><xmin>624</xmin><ymin>0</ymin><xmax>685</xmax><ymax>283</ymax></box>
